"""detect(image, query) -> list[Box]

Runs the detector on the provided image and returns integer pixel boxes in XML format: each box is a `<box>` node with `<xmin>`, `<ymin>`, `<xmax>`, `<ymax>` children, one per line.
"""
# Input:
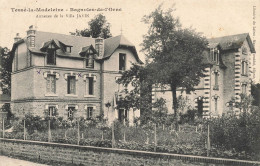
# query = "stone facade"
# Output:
<box><xmin>153</xmin><ymin>33</ymin><xmax>256</xmax><ymax>117</ymax></box>
<box><xmin>10</xmin><ymin>26</ymin><xmax>142</xmax><ymax>124</ymax></box>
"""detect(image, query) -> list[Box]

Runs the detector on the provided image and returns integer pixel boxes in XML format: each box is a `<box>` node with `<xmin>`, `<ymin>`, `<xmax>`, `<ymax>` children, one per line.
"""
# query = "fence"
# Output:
<box><xmin>0</xmin><ymin>114</ymin><xmax>259</xmax><ymax>162</ymax></box>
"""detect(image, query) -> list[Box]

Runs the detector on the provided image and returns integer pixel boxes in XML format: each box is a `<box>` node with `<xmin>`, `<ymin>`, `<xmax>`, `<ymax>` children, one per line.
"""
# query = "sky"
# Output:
<box><xmin>0</xmin><ymin>0</ymin><xmax>259</xmax><ymax>82</ymax></box>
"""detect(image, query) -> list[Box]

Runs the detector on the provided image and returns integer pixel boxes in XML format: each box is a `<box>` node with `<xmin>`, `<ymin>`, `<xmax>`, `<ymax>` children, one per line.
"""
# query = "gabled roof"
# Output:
<box><xmin>79</xmin><ymin>45</ymin><xmax>97</xmax><ymax>56</ymax></box>
<box><xmin>104</xmin><ymin>35</ymin><xmax>143</xmax><ymax>63</ymax></box>
<box><xmin>35</xmin><ymin>31</ymin><xmax>95</xmax><ymax>57</ymax></box>
<box><xmin>10</xmin><ymin>31</ymin><xmax>143</xmax><ymax>64</ymax></box>
<box><xmin>208</xmin><ymin>33</ymin><xmax>256</xmax><ymax>53</ymax></box>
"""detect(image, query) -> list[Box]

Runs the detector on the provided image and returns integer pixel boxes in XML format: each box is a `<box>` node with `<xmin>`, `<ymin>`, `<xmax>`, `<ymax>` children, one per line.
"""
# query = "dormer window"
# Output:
<box><xmin>86</xmin><ymin>54</ymin><xmax>94</xmax><ymax>68</ymax></box>
<box><xmin>65</xmin><ymin>46</ymin><xmax>72</xmax><ymax>53</ymax></box>
<box><xmin>210</xmin><ymin>48</ymin><xmax>219</xmax><ymax>64</ymax></box>
<box><xmin>47</xmin><ymin>49</ymin><xmax>56</xmax><ymax>65</ymax></box>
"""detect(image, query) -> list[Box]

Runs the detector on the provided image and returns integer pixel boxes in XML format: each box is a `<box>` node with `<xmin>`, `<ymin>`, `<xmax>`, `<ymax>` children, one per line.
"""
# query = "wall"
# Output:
<box><xmin>11</xmin><ymin>68</ymin><xmax>34</xmax><ymax>100</ymax></box>
<box><xmin>11</xmin><ymin>66</ymin><xmax>101</xmax><ymax>119</ymax></box>
<box><xmin>103</xmin><ymin>48</ymin><xmax>139</xmax><ymax>71</ymax></box>
<box><xmin>32</xmin><ymin>67</ymin><xmax>101</xmax><ymax>100</ymax></box>
<box><xmin>102</xmin><ymin>48</ymin><xmax>141</xmax><ymax>124</ymax></box>
<box><xmin>16</xmin><ymin>43</ymin><xmax>28</xmax><ymax>70</ymax></box>
<box><xmin>222</xmin><ymin>51</ymin><xmax>236</xmax><ymax>114</ymax></box>
<box><xmin>0</xmin><ymin>139</ymin><xmax>258</xmax><ymax>166</ymax></box>
<box><xmin>209</xmin><ymin>65</ymin><xmax>225</xmax><ymax>116</ymax></box>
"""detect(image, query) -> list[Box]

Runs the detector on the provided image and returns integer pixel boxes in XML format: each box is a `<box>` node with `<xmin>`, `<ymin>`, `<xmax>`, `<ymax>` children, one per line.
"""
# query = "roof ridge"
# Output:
<box><xmin>37</xmin><ymin>30</ymin><xmax>94</xmax><ymax>39</ymax></box>
<box><xmin>208</xmin><ymin>33</ymin><xmax>249</xmax><ymax>40</ymax></box>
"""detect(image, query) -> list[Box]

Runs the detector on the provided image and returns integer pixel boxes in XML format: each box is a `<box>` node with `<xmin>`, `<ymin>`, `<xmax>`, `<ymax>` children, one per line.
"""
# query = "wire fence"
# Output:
<box><xmin>0</xmin><ymin>116</ymin><xmax>208</xmax><ymax>155</ymax></box>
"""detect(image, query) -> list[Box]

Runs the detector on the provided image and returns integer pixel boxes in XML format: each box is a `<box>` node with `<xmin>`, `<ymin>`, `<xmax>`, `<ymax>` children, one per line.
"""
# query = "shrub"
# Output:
<box><xmin>206</xmin><ymin>106</ymin><xmax>260</xmax><ymax>160</ymax></box>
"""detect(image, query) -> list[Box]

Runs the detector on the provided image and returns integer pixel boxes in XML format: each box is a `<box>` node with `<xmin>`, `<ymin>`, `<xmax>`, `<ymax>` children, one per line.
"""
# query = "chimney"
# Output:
<box><xmin>27</xmin><ymin>25</ymin><xmax>36</xmax><ymax>47</ymax></box>
<box><xmin>95</xmin><ymin>37</ymin><xmax>104</xmax><ymax>57</ymax></box>
<box><xmin>14</xmin><ymin>33</ymin><xmax>21</xmax><ymax>42</ymax></box>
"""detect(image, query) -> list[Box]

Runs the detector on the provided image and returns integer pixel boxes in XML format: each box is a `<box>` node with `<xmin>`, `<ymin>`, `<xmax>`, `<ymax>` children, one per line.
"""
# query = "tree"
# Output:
<box><xmin>116</xmin><ymin>64</ymin><xmax>154</xmax><ymax>125</ymax></box>
<box><xmin>0</xmin><ymin>46</ymin><xmax>12</xmax><ymax>94</ymax></box>
<box><xmin>141</xmin><ymin>6</ymin><xmax>209</xmax><ymax>130</ymax></box>
<box><xmin>70</xmin><ymin>14</ymin><xmax>112</xmax><ymax>39</ymax></box>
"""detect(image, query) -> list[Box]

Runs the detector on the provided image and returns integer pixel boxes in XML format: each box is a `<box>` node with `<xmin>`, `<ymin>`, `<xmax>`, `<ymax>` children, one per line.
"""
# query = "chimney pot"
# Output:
<box><xmin>27</xmin><ymin>25</ymin><xmax>36</xmax><ymax>47</ymax></box>
<box><xmin>14</xmin><ymin>33</ymin><xmax>22</xmax><ymax>42</ymax></box>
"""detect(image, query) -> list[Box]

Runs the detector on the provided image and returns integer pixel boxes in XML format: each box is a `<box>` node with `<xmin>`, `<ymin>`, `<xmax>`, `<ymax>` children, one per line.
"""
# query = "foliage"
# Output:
<box><xmin>141</xmin><ymin>5</ymin><xmax>209</xmax><ymax>130</ymax></box>
<box><xmin>179</xmin><ymin>109</ymin><xmax>197</xmax><ymax>124</ymax></box>
<box><xmin>235</xmin><ymin>94</ymin><xmax>253</xmax><ymax>115</ymax></box>
<box><xmin>24</xmin><ymin>113</ymin><xmax>47</xmax><ymax>134</ymax></box>
<box><xmin>117</xmin><ymin>64</ymin><xmax>169</xmax><ymax>125</ymax></box>
<box><xmin>70</xmin><ymin>14</ymin><xmax>112</xmax><ymax>39</ymax></box>
<box><xmin>0</xmin><ymin>46</ymin><xmax>11</xmax><ymax>94</ymax></box>
<box><xmin>206</xmin><ymin>106</ymin><xmax>260</xmax><ymax>160</ymax></box>
<box><xmin>4</xmin><ymin>115</ymin><xmax>259</xmax><ymax>160</ymax></box>
<box><xmin>116</xmin><ymin>64</ymin><xmax>153</xmax><ymax>124</ymax></box>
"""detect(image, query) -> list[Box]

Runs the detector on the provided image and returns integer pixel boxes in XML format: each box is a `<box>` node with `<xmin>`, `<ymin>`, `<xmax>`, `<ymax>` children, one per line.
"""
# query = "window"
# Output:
<box><xmin>242</xmin><ymin>84</ymin><xmax>247</xmax><ymax>94</ymax></box>
<box><xmin>197</xmin><ymin>99</ymin><xmax>203</xmax><ymax>118</ymax></box>
<box><xmin>48</xmin><ymin>106</ymin><xmax>56</xmax><ymax>117</ymax></box>
<box><xmin>47</xmin><ymin>49</ymin><xmax>56</xmax><ymax>65</ymax></box>
<box><xmin>87</xmin><ymin>107</ymin><xmax>93</xmax><ymax>119</ymax></box>
<box><xmin>86</xmin><ymin>54</ymin><xmax>94</xmax><ymax>68</ymax></box>
<box><xmin>210</xmin><ymin>48</ymin><xmax>219</xmax><ymax>64</ymax></box>
<box><xmin>214</xmin><ymin>98</ymin><xmax>218</xmax><ymax>114</ymax></box>
<box><xmin>118</xmin><ymin>109</ymin><xmax>127</xmax><ymax>122</ymax></box>
<box><xmin>119</xmin><ymin>53</ymin><xmax>126</xmax><ymax>71</ymax></box>
<box><xmin>85</xmin><ymin>77</ymin><xmax>94</xmax><ymax>95</ymax></box>
<box><xmin>242</xmin><ymin>61</ymin><xmax>248</xmax><ymax>75</ymax></box>
<box><xmin>65</xmin><ymin>46</ymin><xmax>72</xmax><ymax>53</ymax></box>
<box><xmin>67</xmin><ymin>76</ymin><xmax>76</xmax><ymax>94</ymax></box>
<box><xmin>46</xmin><ymin>74</ymin><xmax>56</xmax><ymax>94</ymax></box>
<box><xmin>68</xmin><ymin>107</ymin><xmax>75</xmax><ymax>119</ymax></box>
<box><xmin>214</xmin><ymin>72</ymin><xmax>218</xmax><ymax>86</ymax></box>
<box><xmin>89</xmin><ymin>77</ymin><xmax>94</xmax><ymax>95</ymax></box>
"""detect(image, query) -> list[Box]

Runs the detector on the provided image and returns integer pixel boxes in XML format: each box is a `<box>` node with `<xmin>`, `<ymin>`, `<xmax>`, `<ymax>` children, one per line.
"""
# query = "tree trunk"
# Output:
<box><xmin>171</xmin><ymin>84</ymin><xmax>179</xmax><ymax>131</ymax></box>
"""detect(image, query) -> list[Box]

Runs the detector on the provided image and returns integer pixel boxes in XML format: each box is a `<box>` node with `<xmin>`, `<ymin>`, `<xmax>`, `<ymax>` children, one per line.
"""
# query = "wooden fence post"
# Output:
<box><xmin>77</xmin><ymin>120</ymin><xmax>80</xmax><ymax>145</ymax></box>
<box><xmin>48</xmin><ymin>119</ymin><xmax>51</xmax><ymax>142</ymax></box>
<box><xmin>2</xmin><ymin>116</ymin><xmax>4</xmax><ymax>138</ymax></box>
<box><xmin>123</xmin><ymin>118</ymin><xmax>126</xmax><ymax>142</ymax></box>
<box><xmin>207</xmin><ymin>123</ymin><xmax>210</xmax><ymax>156</ymax></box>
<box><xmin>24</xmin><ymin>119</ymin><xmax>26</xmax><ymax>140</ymax></box>
<box><xmin>154</xmin><ymin>123</ymin><xmax>157</xmax><ymax>152</ymax></box>
<box><xmin>112</xmin><ymin>121</ymin><xmax>115</xmax><ymax>148</ymax></box>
